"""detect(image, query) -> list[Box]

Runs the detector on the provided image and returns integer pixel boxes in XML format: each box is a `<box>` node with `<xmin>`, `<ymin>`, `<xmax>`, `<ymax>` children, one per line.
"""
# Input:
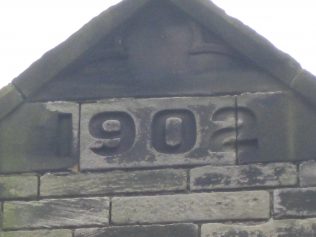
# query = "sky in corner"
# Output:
<box><xmin>0</xmin><ymin>0</ymin><xmax>315</xmax><ymax>89</ymax></box>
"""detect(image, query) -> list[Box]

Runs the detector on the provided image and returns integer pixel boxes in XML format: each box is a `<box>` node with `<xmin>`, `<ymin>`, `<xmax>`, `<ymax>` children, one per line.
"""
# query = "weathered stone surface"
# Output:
<box><xmin>0</xmin><ymin>175</ymin><xmax>38</xmax><ymax>199</ymax></box>
<box><xmin>112</xmin><ymin>191</ymin><xmax>270</xmax><ymax>224</ymax></box>
<box><xmin>291</xmin><ymin>70</ymin><xmax>316</xmax><ymax>108</ymax></box>
<box><xmin>32</xmin><ymin>1</ymin><xmax>285</xmax><ymax>102</ymax></box>
<box><xmin>191</xmin><ymin>163</ymin><xmax>297</xmax><ymax>190</ymax></box>
<box><xmin>237</xmin><ymin>92</ymin><xmax>290</xmax><ymax>164</ymax></box>
<box><xmin>81</xmin><ymin>97</ymin><xmax>236</xmax><ymax>170</ymax></box>
<box><xmin>3</xmin><ymin>197</ymin><xmax>109</xmax><ymax>229</ymax></box>
<box><xmin>201</xmin><ymin>218</ymin><xmax>316</xmax><ymax>237</ymax></box>
<box><xmin>13</xmin><ymin>0</ymin><xmax>151</xmax><ymax>98</ymax></box>
<box><xmin>300</xmin><ymin>161</ymin><xmax>316</xmax><ymax>187</ymax></box>
<box><xmin>41</xmin><ymin>169</ymin><xmax>187</xmax><ymax>197</ymax></box>
<box><xmin>171</xmin><ymin>0</ymin><xmax>301</xmax><ymax>85</ymax></box>
<box><xmin>274</xmin><ymin>188</ymin><xmax>316</xmax><ymax>218</ymax></box>
<box><xmin>290</xmin><ymin>93</ymin><xmax>316</xmax><ymax>162</ymax></box>
<box><xmin>0</xmin><ymin>84</ymin><xmax>23</xmax><ymax>121</ymax></box>
<box><xmin>0</xmin><ymin>102</ymin><xmax>79</xmax><ymax>173</ymax></box>
<box><xmin>75</xmin><ymin>224</ymin><xmax>198</xmax><ymax>237</ymax></box>
<box><xmin>0</xmin><ymin>230</ymin><xmax>72</xmax><ymax>237</ymax></box>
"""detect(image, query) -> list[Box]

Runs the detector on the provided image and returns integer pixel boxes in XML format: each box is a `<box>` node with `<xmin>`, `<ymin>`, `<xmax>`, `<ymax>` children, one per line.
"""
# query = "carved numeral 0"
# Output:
<box><xmin>152</xmin><ymin>110</ymin><xmax>196</xmax><ymax>154</ymax></box>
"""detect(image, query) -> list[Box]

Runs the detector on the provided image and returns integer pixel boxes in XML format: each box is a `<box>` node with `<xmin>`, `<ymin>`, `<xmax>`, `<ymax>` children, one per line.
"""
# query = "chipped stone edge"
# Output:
<box><xmin>170</xmin><ymin>0</ymin><xmax>302</xmax><ymax>84</ymax></box>
<box><xmin>291</xmin><ymin>69</ymin><xmax>316</xmax><ymax>107</ymax></box>
<box><xmin>12</xmin><ymin>0</ymin><xmax>151</xmax><ymax>98</ymax></box>
<box><xmin>0</xmin><ymin>84</ymin><xmax>24</xmax><ymax>122</ymax></box>
<box><xmin>171</xmin><ymin>0</ymin><xmax>316</xmax><ymax>107</ymax></box>
<box><xmin>0</xmin><ymin>0</ymin><xmax>315</xmax><ymax>122</ymax></box>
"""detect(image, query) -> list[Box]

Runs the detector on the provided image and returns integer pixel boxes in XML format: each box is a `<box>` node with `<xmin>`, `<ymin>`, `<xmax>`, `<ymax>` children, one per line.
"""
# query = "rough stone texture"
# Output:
<box><xmin>0</xmin><ymin>84</ymin><xmax>23</xmax><ymax>121</ymax></box>
<box><xmin>171</xmin><ymin>0</ymin><xmax>301</xmax><ymax>85</ymax></box>
<box><xmin>289</xmin><ymin>93</ymin><xmax>316</xmax><ymax>162</ymax></box>
<box><xmin>0</xmin><ymin>102</ymin><xmax>79</xmax><ymax>174</ymax></box>
<box><xmin>13</xmin><ymin>0</ymin><xmax>151</xmax><ymax>98</ymax></box>
<box><xmin>191</xmin><ymin>163</ymin><xmax>297</xmax><ymax>190</ymax></box>
<box><xmin>291</xmin><ymin>70</ymin><xmax>316</xmax><ymax>107</ymax></box>
<box><xmin>274</xmin><ymin>188</ymin><xmax>316</xmax><ymax>218</ymax></box>
<box><xmin>75</xmin><ymin>224</ymin><xmax>198</xmax><ymax>237</ymax></box>
<box><xmin>3</xmin><ymin>197</ymin><xmax>109</xmax><ymax>229</ymax></box>
<box><xmin>237</xmin><ymin>92</ymin><xmax>290</xmax><ymax>164</ymax></box>
<box><xmin>112</xmin><ymin>191</ymin><xmax>270</xmax><ymax>224</ymax></box>
<box><xmin>41</xmin><ymin>169</ymin><xmax>187</xmax><ymax>197</ymax></box>
<box><xmin>300</xmin><ymin>161</ymin><xmax>316</xmax><ymax>187</ymax></box>
<box><xmin>0</xmin><ymin>175</ymin><xmax>38</xmax><ymax>199</ymax></box>
<box><xmin>0</xmin><ymin>230</ymin><xmax>72</xmax><ymax>237</ymax></box>
<box><xmin>32</xmin><ymin>1</ymin><xmax>286</xmax><ymax>102</ymax></box>
<box><xmin>1</xmin><ymin>0</ymin><xmax>316</xmax><ymax>235</ymax></box>
<box><xmin>201</xmin><ymin>218</ymin><xmax>316</xmax><ymax>237</ymax></box>
<box><xmin>81</xmin><ymin>97</ymin><xmax>236</xmax><ymax>170</ymax></box>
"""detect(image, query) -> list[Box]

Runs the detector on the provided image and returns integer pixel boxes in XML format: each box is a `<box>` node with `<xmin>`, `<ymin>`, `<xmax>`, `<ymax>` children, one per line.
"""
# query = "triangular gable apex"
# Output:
<box><xmin>1</xmin><ymin>0</ymin><xmax>315</xmax><ymax>121</ymax></box>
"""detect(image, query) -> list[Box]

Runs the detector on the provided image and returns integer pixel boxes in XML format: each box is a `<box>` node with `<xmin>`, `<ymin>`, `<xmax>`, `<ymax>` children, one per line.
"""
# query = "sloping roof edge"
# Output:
<box><xmin>1</xmin><ymin>0</ymin><xmax>315</xmax><ymax>121</ymax></box>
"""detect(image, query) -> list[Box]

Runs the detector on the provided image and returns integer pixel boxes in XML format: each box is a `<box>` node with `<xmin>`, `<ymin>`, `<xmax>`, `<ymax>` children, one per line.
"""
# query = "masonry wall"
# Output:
<box><xmin>1</xmin><ymin>93</ymin><xmax>316</xmax><ymax>236</ymax></box>
<box><xmin>1</xmin><ymin>159</ymin><xmax>316</xmax><ymax>237</ymax></box>
<box><xmin>1</xmin><ymin>0</ymin><xmax>316</xmax><ymax>235</ymax></box>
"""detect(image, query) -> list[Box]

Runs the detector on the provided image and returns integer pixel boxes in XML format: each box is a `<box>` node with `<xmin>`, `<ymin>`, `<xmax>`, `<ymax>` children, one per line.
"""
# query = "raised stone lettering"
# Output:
<box><xmin>89</xmin><ymin>112</ymin><xmax>135</xmax><ymax>155</ymax></box>
<box><xmin>209</xmin><ymin>107</ymin><xmax>236</xmax><ymax>153</ymax></box>
<box><xmin>236</xmin><ymin>106</ymin><xmax>259</xmax><ymax>160</ymax></box>
<box><xmin>80</xmin><ymin>97</ymin><xmax>236</xmax><ymax>170</ymax></box>
<box><xmin>152</xmin><ymin>110</ymin><xmax>196</xmax><ymax>154</ymax></box>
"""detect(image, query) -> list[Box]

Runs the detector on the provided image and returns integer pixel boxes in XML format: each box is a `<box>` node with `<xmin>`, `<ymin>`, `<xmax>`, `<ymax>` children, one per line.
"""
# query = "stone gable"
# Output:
<box><xmin>1</xmin><ymin>0</ymin><xmax>316</xmax><ymax>236</ymax></box>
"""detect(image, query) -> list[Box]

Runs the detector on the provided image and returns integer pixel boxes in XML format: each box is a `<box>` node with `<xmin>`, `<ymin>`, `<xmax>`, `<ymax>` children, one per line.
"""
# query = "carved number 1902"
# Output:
<box><xmin>88</xmin><ymin>108</ymin><xmax>255</xmax><ymax>155</ymax></box>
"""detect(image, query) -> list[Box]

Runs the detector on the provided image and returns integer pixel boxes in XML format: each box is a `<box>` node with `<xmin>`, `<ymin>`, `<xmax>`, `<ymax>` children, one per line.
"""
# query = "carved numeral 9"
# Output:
<box><xmin>89</xmin><ymin>112</ymin><xmax>135</xmax><ymax>155</ymax></box>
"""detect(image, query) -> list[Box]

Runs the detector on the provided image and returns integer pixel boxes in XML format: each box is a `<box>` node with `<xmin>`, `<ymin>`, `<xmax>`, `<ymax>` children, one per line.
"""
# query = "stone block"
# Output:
<box><xmin>0</xmin><ymin>84</ymin><xmax>23</xmax><ymax>121</ymax></box>
<box><xmin>291</xmin><ymin>70</ymin><xmax>316</xmax><ymax>107</ymax></box>
<box><xmin>237</xmin><ymin>92</ymin><xmax>290</xmax><ymax>163</ymax></box>
<box><xmin>191</xmin><ymin>163</ymin><xmax>297</xmax><ymax>191</ymax></box>
<box><xmin>13</xmin><ymin>0</ymin><xmax>150</xmax><ymax>98</ymax></box>
<box><xmin>41</xmin><ymin>169</ymin><xmax>187</xmax><ymax>197</ymax></box>
<box><xmin>80</xmin><ymin>97</ymin><xmax>236</xmax><ymax>170</ymax></box>
<box><xmin>0</xmin><ymin>230</ymin><xmax>72</xmax><ymax>237</ymax></box>
<box><xmin>3</xmin><ymin>197</ymin><xmax>109</xmax><ymax>229</ymax></box>
<box><xmin>0</xmin><ymin>102</ymin><xmax>79</xmax><ymax>173</ymax></box>
<box><xmin>274</xmin><ymin>188</ymin><xmax>316</xmax><ymax>218</ymax></box>
<box><xmin>75</xmin><ymin>224</ymin><xmax>198</xmax><ymax>237</ymax></box>
<box><xmin>290</xmin><ymin>93</ymin><xmax>316</xmax><ymax>161</ymax></box>
<box><xmin>300</xmin><ymin>160</ymin><xmax>316</xmax><ymax>187</ymax></box>
<box><xmin>201</xmin><ymin>218</ymin><xmax>316</xmax><ymax>237</ymax></box>
<box><xmin>171</xmin><ymin>0</ymin><xmax>301</xmax><ymax>85</ymax></box>
<box><xmin>112</xmin><ymin>191</ymin><xmax>270</xmax><ymax>224</ymax></box>
<box><xmin>32</xmin><ymin>1</ymin><xmax>286</xmax><ymax>102</ymax></box>
<box><xmin>0</xmin><ymin>175</ymin><xmax>38</xmax><ymax>199</ymax></box>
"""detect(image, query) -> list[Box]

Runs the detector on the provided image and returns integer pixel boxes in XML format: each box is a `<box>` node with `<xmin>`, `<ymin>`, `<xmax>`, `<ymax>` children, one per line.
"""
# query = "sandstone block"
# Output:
<box><xmin>41</xmin><ymin>169</ymin><xmax>187</xmax><ymax>197</ymax></box>
<box><xmin>191</xmin><ymin>163</ymin><xmax>297</xmax><ymax>190</ymax></box>
<box><xmin>201</xmin><ymin>218</ymin><xmax>316</xmax><ymax>237</ymax></box>
<box><xmin>0</xmin><ymin>175</ymin><xmax>38</xmax><ymax>199</ymax></box>
<box><xmin>112</xmin><ymin>191</ymin><xmax>270</xmax><ymax>224</ymax></box>
<box><xmin>274</xmin><ymin>188</ymin><xmax>316</xmax><ymax>218</ymax></box>
<box><xmin>0</xmin><ymin>230</ymin><xmax>72</xmax><ymax>237</ymax></box>
<box><xmin>300</xmin><ymin>160</ymin><xmax>316</xmax><ymax>187</ymax></box>
<box><xmin>3</xmin><ymin>197</ymin><xmax>109</xmax><ymax>229</ymax></box>
<box><xmin>75</xmin><ymin>224</ymin><xmax>198</xmax><ymax>237</ymax></box>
